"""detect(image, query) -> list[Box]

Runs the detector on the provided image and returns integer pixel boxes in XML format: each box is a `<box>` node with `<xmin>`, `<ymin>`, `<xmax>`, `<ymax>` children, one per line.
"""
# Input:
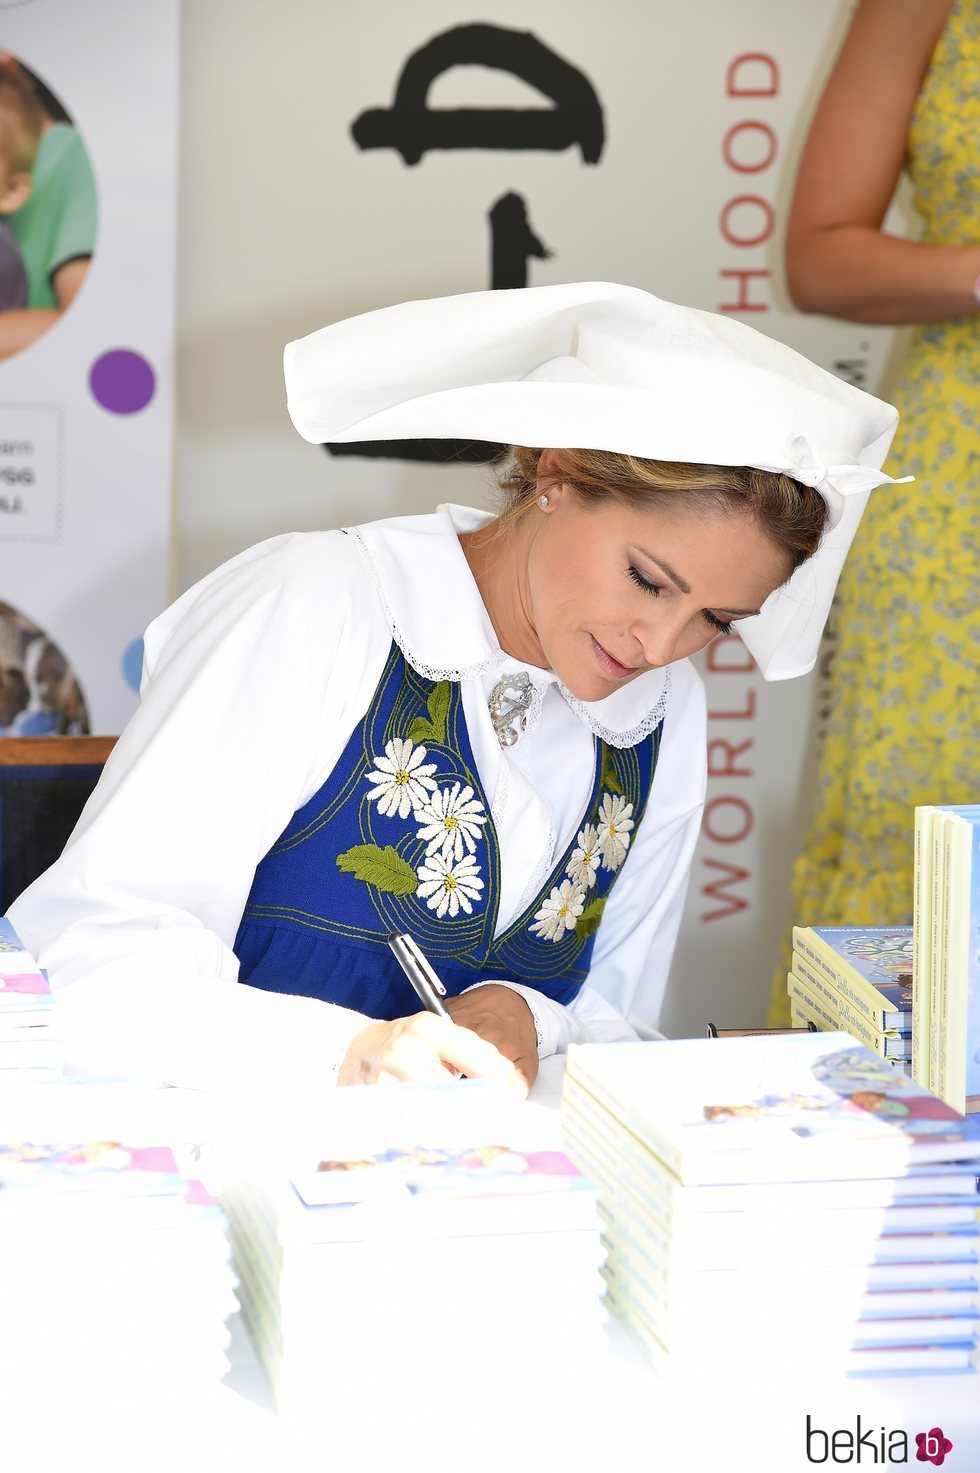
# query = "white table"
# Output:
<box><xmin>4</xmin><ymin>1060</ymin><xmax>977</xmax><ymax>1473</ymax></box>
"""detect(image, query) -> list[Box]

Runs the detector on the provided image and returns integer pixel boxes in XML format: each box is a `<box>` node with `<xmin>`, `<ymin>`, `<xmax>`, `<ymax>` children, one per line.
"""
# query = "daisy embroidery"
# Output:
<box><xmin>597</xmin><ymin>792</ymin><xmax>634</xmax><ymax>871</ymax></box>
<box><xmin>364</xmin><ymin>737</ymin><xmax>438</xmax><ymax>820</ymax></box>
<box><xmin>566</xmin><ymin>823</ymin><xmax>601</xmax><ymax>891</ymax></box>
<box><xmin>530</xmin><ymin>880</ymin><xmax>585</xmax><ymax>943</ymax></box>
<box><xmin>416</xmin><ymin>852</ymin><xmax>484</xmax><ymax>919</ymax></box>
<box><xmin>415</xmin><ymin>782</ymin><xmax>488</xmax><ymax>864</ymax></box>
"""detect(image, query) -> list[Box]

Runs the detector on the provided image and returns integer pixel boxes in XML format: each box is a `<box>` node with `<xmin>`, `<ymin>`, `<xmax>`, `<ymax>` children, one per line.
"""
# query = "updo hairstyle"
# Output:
<box><xmin>497</xmin><ymin>447</ymin><xmax>829</xmax><ymax>572</ymax></box>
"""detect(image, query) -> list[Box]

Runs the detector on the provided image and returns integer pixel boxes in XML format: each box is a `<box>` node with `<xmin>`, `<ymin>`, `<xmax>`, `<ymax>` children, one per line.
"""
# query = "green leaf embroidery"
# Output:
<box><xmin>406</xmin><ymin>681</ymin><xmax>451</xmax><ymax>746</ymax></box>
<box><xmin>599</xmin><ymin>746</ymin><xmax>622</xmax><ymax>796</ymax></box>
<box><xmin>576</xmin><ymin>895</ymin><xmax>606</xmax><ymax>939</ymax></box>
<box><xmin>336</xmin><ymin>844</ymin><xmax>418</xmax><ymax>895</ymax></box>
<box><xmin>407</xmin><ymin>717</ymin><xmax>433</xmax><ymax>745</ymax></box>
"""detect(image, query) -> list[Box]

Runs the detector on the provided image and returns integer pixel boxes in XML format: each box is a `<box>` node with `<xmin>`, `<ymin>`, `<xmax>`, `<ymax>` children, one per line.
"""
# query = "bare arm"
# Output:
<box><xmin>0</xmin><ymin>258</ymin><xmax>90</xmax><ymax>360</ymax></box>
<box><xmin>786</xmin><ymin>0</ymin><xmax>980</xmax><ymax>324</ymax></box>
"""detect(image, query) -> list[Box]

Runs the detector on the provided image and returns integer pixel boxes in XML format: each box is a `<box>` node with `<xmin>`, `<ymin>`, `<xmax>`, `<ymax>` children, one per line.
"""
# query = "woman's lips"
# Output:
<box><xmin>591</xmin><ymin>636</ymin><xmax>635</xmax><ymax>680</ymax></box>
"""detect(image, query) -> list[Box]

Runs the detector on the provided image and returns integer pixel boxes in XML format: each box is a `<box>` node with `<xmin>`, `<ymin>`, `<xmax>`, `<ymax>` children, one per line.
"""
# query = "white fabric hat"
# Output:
<box><xmin>284</xmin><ymin>281</ymin><xmax>907</xmax><ymax>680</ymax></box>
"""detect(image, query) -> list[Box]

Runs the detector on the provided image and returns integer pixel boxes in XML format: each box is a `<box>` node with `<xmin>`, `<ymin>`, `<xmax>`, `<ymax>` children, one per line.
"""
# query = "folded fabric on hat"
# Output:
<box><xmin>284</xmin><ymin>282</ymin><xmax>907</xmax><ymax>681</ymax></box>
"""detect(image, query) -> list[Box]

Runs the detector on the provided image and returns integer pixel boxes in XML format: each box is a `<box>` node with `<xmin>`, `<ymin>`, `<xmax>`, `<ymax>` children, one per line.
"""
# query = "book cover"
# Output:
<box><xmin>0</xmin><ymin>970</ymin><xmax>52</xmax><ymax>999</ymax></box>
<box><xmin>0</xmin><ymin>916</ymin><xmax>28</xmax><ymax>952</ymax></box>
<box><xmin>562</xmin><ymin>1072</ymin><xmax>978</xmax><ymax>1214</ymax></box>
<box><xmin>792</xmin><ymin>927</ymin><xmax>913</xmax><ymax>1030</ymax></box>
<box><xmin>0</xmin><ymin>1140</ymin><xmax>183</xmax><ymax>1194</ymax></box>
<box><xmin>291</xmin><ymin>1144</ymin><xmax>589</xmax><ymax>1208</ymax></box>
<box><xmin>563</xmin><ymin>1088</ymin><xmax>980</xmax><ymax>1253</ymax></box>
<box><xmin>564</xmin><ymin>1032</ymin><xmax>980</xmax><ymax>1186</ymax></box>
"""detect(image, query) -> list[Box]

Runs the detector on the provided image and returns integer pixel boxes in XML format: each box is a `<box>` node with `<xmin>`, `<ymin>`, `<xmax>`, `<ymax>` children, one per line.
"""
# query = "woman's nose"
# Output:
<box><xmin>631</xmin><ymin>612</ymin><xmax>685</xmax><ymax>668</ymax></box>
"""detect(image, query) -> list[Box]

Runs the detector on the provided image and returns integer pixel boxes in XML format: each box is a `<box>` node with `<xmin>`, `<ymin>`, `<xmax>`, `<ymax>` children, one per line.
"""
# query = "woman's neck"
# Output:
<box><xmin>458</xmin><ymin>520</ymin><xmax>549</xmax><ymax>670</ymax></box>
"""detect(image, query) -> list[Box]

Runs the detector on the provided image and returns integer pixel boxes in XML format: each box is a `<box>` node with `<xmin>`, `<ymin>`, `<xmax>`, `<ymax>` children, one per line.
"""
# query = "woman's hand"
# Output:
<box><xmin>338</xmin><ymin>1011</ymin><xmax>527</xmax><ymax>1096</ymax></box>
<box><xmin>445</xmin><ymin>985</ymin><xmax>540</xmax><ymax>1091</ymax></box>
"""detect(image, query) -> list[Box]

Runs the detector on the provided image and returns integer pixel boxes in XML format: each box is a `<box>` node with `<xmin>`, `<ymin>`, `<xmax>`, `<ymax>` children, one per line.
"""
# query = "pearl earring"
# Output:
<box><xmin>538</xmin><ymin>494</ymin><xmax>549</xmax><ymax>508</ymax></box>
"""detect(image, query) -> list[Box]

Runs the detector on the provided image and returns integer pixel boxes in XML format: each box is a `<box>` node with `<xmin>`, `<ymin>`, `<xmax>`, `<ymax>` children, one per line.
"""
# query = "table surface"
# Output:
<box><xmin>4</xmin><ymin>1058</ymin><xmax>978</xmax><ymax>1473</ymax></box>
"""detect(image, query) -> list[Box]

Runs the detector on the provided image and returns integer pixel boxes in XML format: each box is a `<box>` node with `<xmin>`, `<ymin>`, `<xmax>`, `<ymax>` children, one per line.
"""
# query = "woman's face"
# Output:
<box><xmin>524</xmin><ymin>460</ymin><xmax>794</xmax><ymax>703</ymax></box>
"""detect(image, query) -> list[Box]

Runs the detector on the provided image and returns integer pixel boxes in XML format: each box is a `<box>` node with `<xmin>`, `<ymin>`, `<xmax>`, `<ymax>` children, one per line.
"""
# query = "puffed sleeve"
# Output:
<box><xmin>7</xmin><ymin>531</ymin><xmax>394</xmax><ymax>1107</ymax></box>
<box><xmin>490</xmin><ymin>662</ymin><xmax>706</xmax><ymax>1051</ymax></box>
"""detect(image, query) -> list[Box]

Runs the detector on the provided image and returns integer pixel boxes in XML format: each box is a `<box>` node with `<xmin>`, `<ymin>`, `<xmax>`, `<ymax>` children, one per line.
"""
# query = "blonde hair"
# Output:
<box><xmin>0</xmin><ymin>74</ymin><xmax>43</xmax><ymax>172</ymax></box>
<box><xmin>497</xmin><ymin>446</ymin><xmax>828</xmax><ymax>571</ymax></box>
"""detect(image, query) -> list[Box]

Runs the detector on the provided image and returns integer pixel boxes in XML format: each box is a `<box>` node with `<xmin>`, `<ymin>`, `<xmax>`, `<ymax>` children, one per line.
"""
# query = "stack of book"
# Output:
<box><xmin>0</xmin><ymin>915</ymin><xmax>61</xmax><ymax>1079</ymax></box>
<box><xmin>561</xmin><ymin>1031</ymin><xmax>980</xmax><ymax>1377</ymax></box>
<box><xmin>222</xmin><ymin>1080</ymin><xmax>606</xmax><ymax>1420</ymax></box>
<box><xmin>0</xmin><ymin>1136</ymin><xmax>236</xmax><ymax>1395</ymax></box>
<box><xmin>787</xmin><ymin>925</ymin><xmax>912</xmax><ymax>1078</ymax></box>
<box><xmin>914</xmin><ymin>804</ymin><xmax>980</xmax><ymax>1114</ymax></box>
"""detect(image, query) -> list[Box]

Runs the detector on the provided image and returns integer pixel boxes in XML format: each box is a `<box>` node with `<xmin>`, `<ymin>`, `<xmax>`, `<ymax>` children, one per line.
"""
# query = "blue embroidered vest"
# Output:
<box><xmin>234</xmin><ymin>643</ymin><xmax>663</xmax><ymax>1018</ymax></box>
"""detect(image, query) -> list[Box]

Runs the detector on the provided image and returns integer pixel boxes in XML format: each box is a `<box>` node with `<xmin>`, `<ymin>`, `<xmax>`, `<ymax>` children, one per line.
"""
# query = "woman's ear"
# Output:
<box><xmin>536</xmin><ymin>448</ymin><xmax>558</xmax><ymax>482</ymax></box>
<box><xmin>534</xmin><ymin>449</ymin><xmax>568</xmax><ymax>504</ymax></box>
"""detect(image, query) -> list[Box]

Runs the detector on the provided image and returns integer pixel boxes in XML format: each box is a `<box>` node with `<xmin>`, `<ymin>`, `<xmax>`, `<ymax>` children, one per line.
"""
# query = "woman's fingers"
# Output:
<box><xmin>444</xmin><ymin>986</ymin><xmax>539</xmax><ymax>1089</ymax></box>
<box><xmin>338</xmin><ymin>1014</ymin><xmax>527</xmax><ymax>1097</ymax></box>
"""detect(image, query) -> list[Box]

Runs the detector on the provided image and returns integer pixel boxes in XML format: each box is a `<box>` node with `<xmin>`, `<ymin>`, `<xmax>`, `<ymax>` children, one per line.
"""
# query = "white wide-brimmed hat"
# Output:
<box><xmin>284</xmin><ymin>282</ymin><xmax>907</xmax><ymax>680</ymax></box>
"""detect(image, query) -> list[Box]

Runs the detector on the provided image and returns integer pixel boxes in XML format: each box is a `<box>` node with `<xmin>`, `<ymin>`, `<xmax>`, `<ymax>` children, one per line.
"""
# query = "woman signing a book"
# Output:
<box><xmin>7</xmin><ymin>283</ymin><xmax>905</xmax><ymax>1110</ymax></box>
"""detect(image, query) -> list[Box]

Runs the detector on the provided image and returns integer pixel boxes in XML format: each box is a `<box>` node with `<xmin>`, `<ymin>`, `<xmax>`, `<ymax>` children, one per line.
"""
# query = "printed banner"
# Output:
<box><xmin>0</xmin><ymin>0</ymin><xmax>178</xmax><ymax>736</ymax></box>
<box><xmin>179</xmin><ymin>1</ymin><xmax>907</xmax><ymax>1032</ymax></box>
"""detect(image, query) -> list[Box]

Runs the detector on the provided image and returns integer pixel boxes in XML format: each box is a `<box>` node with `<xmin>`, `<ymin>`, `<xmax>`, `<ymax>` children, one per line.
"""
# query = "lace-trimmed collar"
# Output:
<box><xmin>347</xmin><ymin>503</ymin><xmax>671</xmax><ymax>749</ymax></box>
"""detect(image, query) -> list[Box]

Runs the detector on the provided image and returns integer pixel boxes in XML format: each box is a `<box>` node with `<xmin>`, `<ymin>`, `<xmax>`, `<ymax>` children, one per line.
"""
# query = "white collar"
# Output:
<box><xmin>347</xmin><ymin>503</ymin><xmax>671</xmax><ymax>749</ymax></box>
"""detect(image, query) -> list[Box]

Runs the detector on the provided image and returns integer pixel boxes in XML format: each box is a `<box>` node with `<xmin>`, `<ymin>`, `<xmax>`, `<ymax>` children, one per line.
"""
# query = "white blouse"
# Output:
<box><xmin>9</xmin><ymin>505</ymin><xmax>706</xmax><ymax>1113</ymax></box>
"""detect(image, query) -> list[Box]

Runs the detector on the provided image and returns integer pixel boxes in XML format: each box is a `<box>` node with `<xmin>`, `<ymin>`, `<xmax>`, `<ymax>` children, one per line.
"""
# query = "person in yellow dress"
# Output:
<box><xmin>770</xmin><ymin>0</ymin><xmax>980</xmax><ymax>1024</ymax></box>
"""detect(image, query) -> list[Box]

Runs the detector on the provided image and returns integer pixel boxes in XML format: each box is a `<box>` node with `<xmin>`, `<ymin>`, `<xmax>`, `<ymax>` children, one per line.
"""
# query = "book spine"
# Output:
<box><xmin>938</xmin><ymin>815</ymin><xmax>954</xmax><ymax>1104</ymax></box>
<box><xmin>944</xmin><ymin>817</ymin><xmax>972</xmax><ymax>1114</ymax></box>
<box><xmin>791</xmin><ymin>928</ymin><xmax>899</xmax><ymax>1028</ymax></box>
<box><xmin>561</xmin><ymin>1081</ymin><xmax>677</xmax><ymax>1233</ymax></box>
<box><xmin>563</xmin><ymin>1054</ymin><xmax>683</xmax><ymax>1178</ymax></box>
<box><xmin>931</xmin><ymin>813</ymin><xmax>946</xmax><ymax>1097</ymax></box>
<box><xmin>790</xmin><ymin>951</ymin><xmax>854</xmax><ymax>1017</ymax></box>
<box><xmin>912</xmin><ymin>806</ymin><xmax>935</xmax><ymax>1088</ymax></box>
<box><xmin>790</xmin><ymin>955</ymin><xmax>908</xmax><ymax>1047</ymax></box>
<box><xmin>968</xmin><ymin>823</ymin><xmax>980</xmax><ymax>1117</ymax></box>
<box><xmin>787</xmin><ymin>971</ymin><xmax>892</xmax><ymax>1058</ymax></box>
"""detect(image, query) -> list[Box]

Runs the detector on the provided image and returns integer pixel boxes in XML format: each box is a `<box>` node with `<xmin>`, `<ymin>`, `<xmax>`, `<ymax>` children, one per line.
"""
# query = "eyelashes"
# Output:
<box><xmin>626</xmin><ymin>565</ymin><xmax>734</xmax><ymax>637</ymax></box>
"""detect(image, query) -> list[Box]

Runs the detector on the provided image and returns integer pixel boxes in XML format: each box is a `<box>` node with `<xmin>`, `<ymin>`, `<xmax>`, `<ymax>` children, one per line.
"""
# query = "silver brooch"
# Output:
<box><xmin>488</xmin><ymin>671</ymin><xmax>534</xmax><ymax>748</ymax></box>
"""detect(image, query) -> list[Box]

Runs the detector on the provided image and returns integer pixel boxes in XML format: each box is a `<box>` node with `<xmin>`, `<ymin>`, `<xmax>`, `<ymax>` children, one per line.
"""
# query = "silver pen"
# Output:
<box><xmin>387</xmin><ymin>931</ymin><xmax>452</xmax><ymax>1019</ymax></box>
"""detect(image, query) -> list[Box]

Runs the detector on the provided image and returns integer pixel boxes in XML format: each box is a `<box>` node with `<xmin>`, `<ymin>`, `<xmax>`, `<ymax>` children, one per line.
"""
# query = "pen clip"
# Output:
<box><xmin>396</xmin><ymin>932</ymin><xmax>447</xmax><ymax>997</ymax></box>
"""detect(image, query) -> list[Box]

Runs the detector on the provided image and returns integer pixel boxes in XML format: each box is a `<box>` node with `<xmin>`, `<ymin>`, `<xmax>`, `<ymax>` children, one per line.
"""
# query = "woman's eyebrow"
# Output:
<box><xmin>635</xmin><ymin>548</ymin><xmax>760</xmax><ymax>617</ymax></box>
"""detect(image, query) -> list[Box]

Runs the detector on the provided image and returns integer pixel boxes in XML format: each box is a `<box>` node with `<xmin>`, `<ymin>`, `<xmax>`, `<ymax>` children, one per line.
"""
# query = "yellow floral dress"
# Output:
<box><xmin>769</xmin><ymin>0</ymin><xmax>980</xmax><ymax>1024</ymax></box>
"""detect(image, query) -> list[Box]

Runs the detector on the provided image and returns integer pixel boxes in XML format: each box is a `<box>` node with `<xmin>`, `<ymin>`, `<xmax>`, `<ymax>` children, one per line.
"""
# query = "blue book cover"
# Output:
<box><xmin>0</xmin><ymin>915</ymin><xmax>28</xmax><ymax>954</ymax></box>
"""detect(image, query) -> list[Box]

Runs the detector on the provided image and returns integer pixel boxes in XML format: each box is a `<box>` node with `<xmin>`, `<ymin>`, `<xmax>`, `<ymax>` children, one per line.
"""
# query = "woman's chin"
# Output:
<box><xmin>558</xmin><ymin>670</ymin><xmax>621</xmax><ymax>704</ymax></box>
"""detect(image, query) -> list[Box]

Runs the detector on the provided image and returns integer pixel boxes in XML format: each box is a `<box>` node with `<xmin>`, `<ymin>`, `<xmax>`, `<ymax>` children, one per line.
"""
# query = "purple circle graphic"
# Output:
<box><xmin>89</xmin><ymin>350</ymin><xmax>156</xmax><ymax>414</ymax></box>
